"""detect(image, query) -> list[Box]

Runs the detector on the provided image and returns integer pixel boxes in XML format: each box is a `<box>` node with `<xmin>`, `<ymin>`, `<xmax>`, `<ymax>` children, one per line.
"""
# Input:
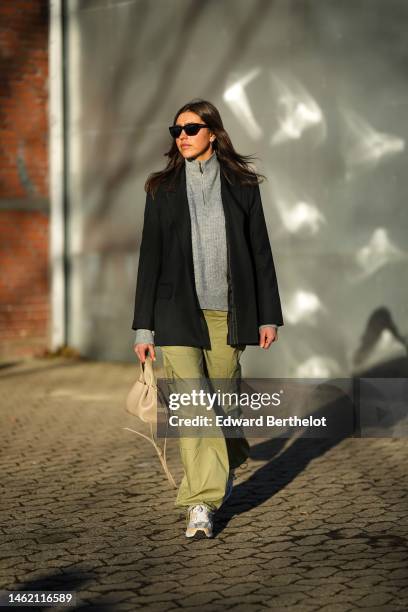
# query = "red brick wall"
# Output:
<box><xmin>0</xmin><ymin>1</ymin><xmax>50</xmax><ymax>359</ymax></box>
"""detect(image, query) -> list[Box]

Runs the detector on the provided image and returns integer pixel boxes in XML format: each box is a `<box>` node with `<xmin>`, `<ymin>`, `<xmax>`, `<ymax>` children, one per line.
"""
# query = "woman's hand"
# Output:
<box><xmin>134</xmin><ymin>343</ymin><xmax>156</xmax><ymax>363</ymax></box>
<box><xmin>259</xmin><ymin>326</ymin><xmax>278</xmax><ymax>349</ymax></box>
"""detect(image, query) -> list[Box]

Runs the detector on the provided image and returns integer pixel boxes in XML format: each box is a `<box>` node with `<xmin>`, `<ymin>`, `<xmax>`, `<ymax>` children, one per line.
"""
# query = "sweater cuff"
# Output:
<box><xmin>259</xmin><ymin>324</ymin><xmax>278</xmax><ymax>330</ymax></box>
<box><xmin>134</xmin><ymin>329</ymin><xmax>155</xmax><ymax>345</ymax></box>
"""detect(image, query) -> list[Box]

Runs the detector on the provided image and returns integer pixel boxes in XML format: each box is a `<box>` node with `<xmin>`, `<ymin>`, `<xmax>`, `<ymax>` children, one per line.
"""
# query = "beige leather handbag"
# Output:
<box><xmin>124</xmin><ymin>357</ymin><xmax>177</xmax><ymax>488</ymax></box>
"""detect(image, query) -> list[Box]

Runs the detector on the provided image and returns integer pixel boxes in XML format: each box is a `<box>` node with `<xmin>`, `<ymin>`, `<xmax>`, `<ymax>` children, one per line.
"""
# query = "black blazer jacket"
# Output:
<box><xmin>132</xmin><ymin>165</ymin><xmax>284</xmax><ymax>348</ymax></box>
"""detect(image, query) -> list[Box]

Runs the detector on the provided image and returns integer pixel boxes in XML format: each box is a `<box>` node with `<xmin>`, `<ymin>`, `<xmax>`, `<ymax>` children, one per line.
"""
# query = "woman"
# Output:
<box><xmin>132</xmin><ymin>99</ymin><xmax>283</xmax><ymax>539</ymax></box>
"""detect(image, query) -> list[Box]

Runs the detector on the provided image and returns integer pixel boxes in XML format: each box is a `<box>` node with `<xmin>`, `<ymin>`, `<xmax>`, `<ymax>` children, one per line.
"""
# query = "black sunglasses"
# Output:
<box><xmin>169</xmin><ymin>123</ymin><xmax>209</xmax><ymax>138</ymax></box>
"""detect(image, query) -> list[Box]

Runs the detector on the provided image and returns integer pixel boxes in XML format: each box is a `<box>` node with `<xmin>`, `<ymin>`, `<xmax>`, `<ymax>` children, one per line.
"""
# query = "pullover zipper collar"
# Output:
<box><xmin>185</xmin><ymin>151</ymin><xmax>217</xmax><ymax>175</ymax></box>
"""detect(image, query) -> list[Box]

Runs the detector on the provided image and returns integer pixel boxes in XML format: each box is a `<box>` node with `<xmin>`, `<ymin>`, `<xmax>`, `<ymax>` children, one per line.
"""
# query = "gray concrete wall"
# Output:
<box><xmin>64</xmin><ymin>0</ymin><xmax>408</xmax><ymax>376</ymax></box>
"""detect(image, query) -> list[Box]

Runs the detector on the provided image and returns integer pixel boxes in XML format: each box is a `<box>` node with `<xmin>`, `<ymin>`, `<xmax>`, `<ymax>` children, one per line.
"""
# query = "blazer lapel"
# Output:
<box><xmin>165</xmin><ymin>167</ymin><xmax>195</xmax><ymax>273</ymax></box>
<box><xmin>220</xmin><ymin>170</ymin><xmax>244</xmax><ymax>239</ymax></box>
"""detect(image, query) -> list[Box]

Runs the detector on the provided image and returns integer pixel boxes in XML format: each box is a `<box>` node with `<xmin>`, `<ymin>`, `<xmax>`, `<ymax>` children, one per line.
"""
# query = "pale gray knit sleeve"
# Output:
<box><xmin>134</xmin><ymin>329</ymin><xmax>155</xmax><ymax>345</ymax></box>
<box><xmin>259</xmin><ymin>324</ymin><xmax>278</xmax><ymax>330</ymax></box>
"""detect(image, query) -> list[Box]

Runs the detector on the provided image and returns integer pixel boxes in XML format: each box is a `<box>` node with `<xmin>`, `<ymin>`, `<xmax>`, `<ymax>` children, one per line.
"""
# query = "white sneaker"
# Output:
<box><xmin>185</xmin><ymin>504</ymin><xmax>214</xmax><ymax>539</ymax></box>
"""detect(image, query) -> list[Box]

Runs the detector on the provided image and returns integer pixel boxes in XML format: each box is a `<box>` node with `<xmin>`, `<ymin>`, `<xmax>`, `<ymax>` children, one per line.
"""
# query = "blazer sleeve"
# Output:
<box><xmin>131</xmin><ymin>191</ymin><xmax>162</xmax><ymax>330</ymax></box>
<box><xmin>248</xmin><ymin>183</ymin><xmax>284</xmax><ymax>327</ymax></box>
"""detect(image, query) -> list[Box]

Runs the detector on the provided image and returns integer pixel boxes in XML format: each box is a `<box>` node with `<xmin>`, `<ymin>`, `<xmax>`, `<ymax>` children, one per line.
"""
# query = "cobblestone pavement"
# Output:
<box><xmin>1</xmin><ymin>356</ymin><xmax>408</xmax><ymax>612</ymax></box>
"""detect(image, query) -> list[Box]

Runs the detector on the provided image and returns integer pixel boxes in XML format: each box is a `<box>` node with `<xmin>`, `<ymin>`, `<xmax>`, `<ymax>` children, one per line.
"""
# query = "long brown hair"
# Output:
<box><xmin>145</xmin><ymin>99</ymin><xmax>266</xmax><ymax>196</ymax></box>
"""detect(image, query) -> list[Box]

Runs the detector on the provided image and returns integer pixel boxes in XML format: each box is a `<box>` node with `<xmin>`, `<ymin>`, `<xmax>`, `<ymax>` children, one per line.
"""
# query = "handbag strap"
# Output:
<box><xmin>141</xmin><ymin>357</ymin><xmax>156</xmax><ymax>388</ymax></box>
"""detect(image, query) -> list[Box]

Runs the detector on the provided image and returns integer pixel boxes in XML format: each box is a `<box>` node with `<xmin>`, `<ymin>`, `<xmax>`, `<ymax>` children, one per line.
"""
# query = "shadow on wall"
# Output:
<box><xmin>84</xmin><ymin>0</ymin><xmax>275</xmax><ymax>229</ymax></box>
<box><xmin>353</xmin><ymin>306</ymin><xmax>408</xmax><ymax>376</ymax></box>
<box><xmin>66</xmin><ymin>0</ymin><xmax>408</xmax><ymax>367</ymax></box>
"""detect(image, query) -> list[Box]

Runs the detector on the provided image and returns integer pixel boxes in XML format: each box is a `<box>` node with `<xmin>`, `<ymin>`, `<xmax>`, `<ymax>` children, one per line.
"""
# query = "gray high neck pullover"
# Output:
<box><xmin>185</xmin><ymin>151</ymin><xmax>229</xmax><ymax>310</ymax></box>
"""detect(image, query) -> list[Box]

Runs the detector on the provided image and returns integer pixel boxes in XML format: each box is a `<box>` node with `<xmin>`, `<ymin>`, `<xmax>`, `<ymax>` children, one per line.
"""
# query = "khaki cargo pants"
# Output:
<box><xmin>161</xmin><ymin>309</ymin><xmax>250</xmax><ymax>511</ymax></box>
